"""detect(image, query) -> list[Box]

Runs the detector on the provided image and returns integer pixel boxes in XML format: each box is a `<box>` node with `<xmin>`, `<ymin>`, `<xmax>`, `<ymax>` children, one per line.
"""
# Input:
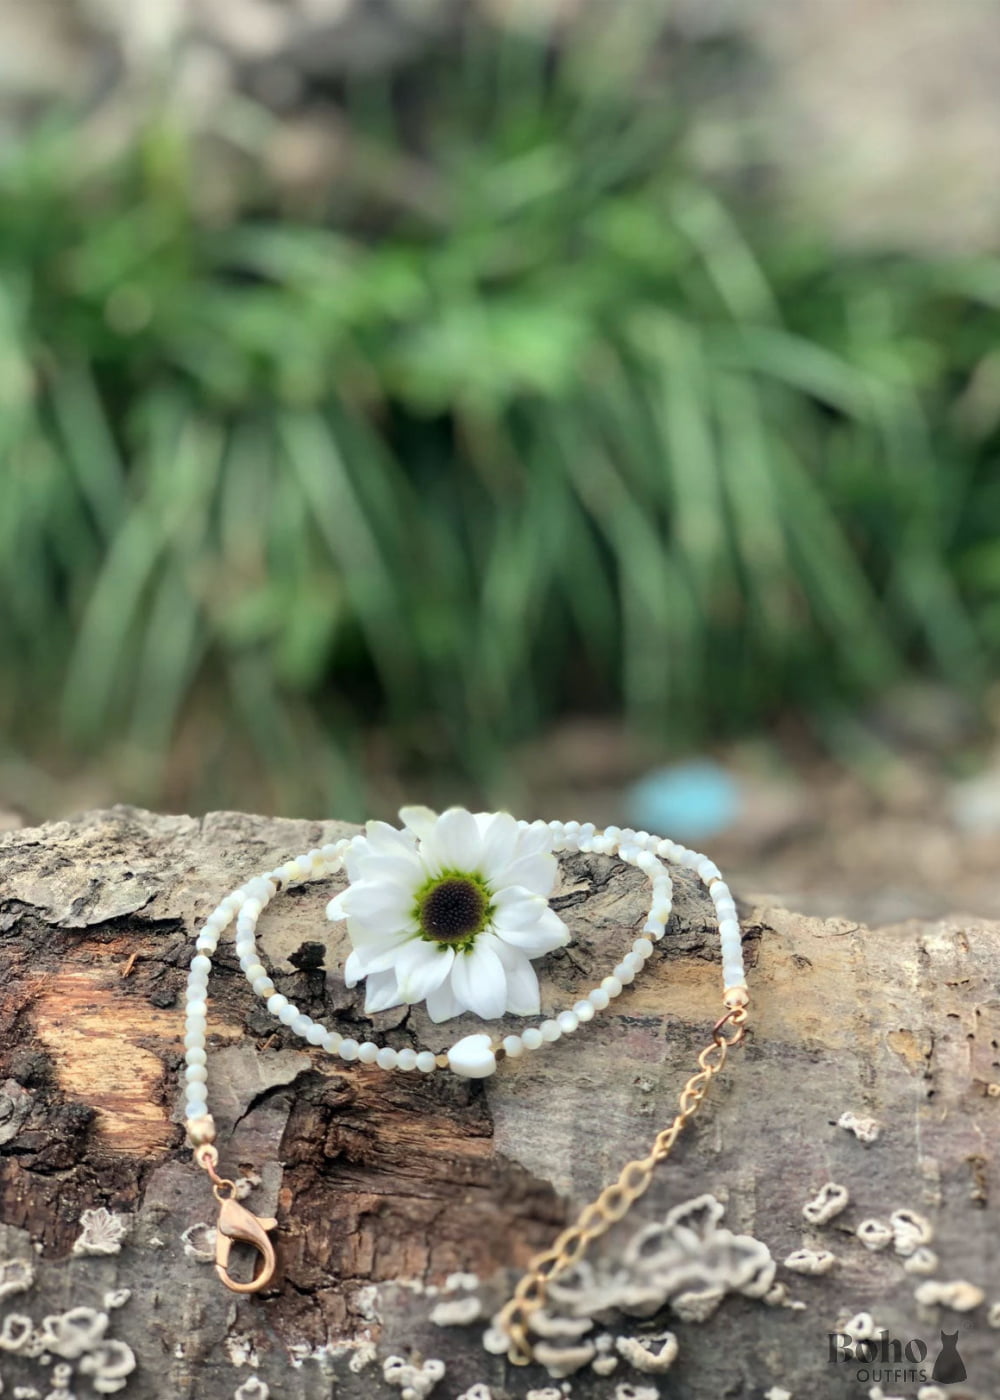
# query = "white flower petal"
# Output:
<box><xmin>351</xmin><ymin>851</ymin><xmax>424</xmax><ymax>889</ymax></box>
<box><xmin>478</xmin><ymin>812</ymin><xmax>522</xmax><ymax>884</ymax></box>
<box><xmin>451</xmin><ymin>935</ymin><xmax>508</xmax><ymax>1020</ymax></box>
<box><xmin>513</xmin><ymin>823</ymin><xmax>555</xmax><ymax>858</ymax></box>
<box><xmin>399</xmin><ymin>805</ymin><xmax>438</xmax><ymax>841</ymax></box>
<box><xmin>425</xmin><ymin>807</ymin><xmax>483</xmax><ymax>874</ymax></box>
<box><xmin>492</xmin><ymin>906</ymin><xmax>570</xmax><ymax>956</ymax></box>
<box><xmin>345</xmin><ymin>931</ymin><xmax>416</xmax><ymax>980</ymax></box>
<box><xmin>492</xmin><ymin>893</ymin><xmax>547</xmax><ymax>931</ymax></box>
<box><xmin>425</xmin><ymin>978</ymin><xmax>464</xmax><ymax>1023</ymax></box>
<box><xmin>363</xmin><ymin>969</ymin><xmax>405</xmax><ymax>1014</ymax></box>
<box><xmin>343</xmin><ymin>880</ymin><xmax>412</xmax><ymax>925</ymax></box>
<box><xmin>394</xmin><ymin>940</ymin><xmax>455</xmax><ymax>1003</ymax></box>
<box><xmin>494</xmin><ymin>941</ymin><xmax>541</xmax><ymax>1015</ymax></box>
<box><xmin>327</xmin><ymin>890</ymin><xmax>350</xmax><ymax>921</ymax></box>
<box><xmin>491</xmin><ymin>850</ymin><xmax>558</xmax><ymax>897</ymax></box>
<box><xmin>365</xmin><ymin>819</ymin><xmax>420</xmax><ymax>857</ymax></box>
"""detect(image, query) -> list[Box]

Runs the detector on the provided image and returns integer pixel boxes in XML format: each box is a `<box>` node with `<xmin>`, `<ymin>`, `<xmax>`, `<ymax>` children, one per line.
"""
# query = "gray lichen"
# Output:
<box><xmin>70</xmin><ymin>1211</ymin><xmax>129</xmax><ymax>1259</ymax></box>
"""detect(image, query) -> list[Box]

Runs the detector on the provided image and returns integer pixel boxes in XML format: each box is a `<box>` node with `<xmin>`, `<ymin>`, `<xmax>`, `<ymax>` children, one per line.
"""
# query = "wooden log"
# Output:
<box><xmin>0</xmin><ymin>806</ymin><xmax>998</xmax><ymax>1399</ymax></box>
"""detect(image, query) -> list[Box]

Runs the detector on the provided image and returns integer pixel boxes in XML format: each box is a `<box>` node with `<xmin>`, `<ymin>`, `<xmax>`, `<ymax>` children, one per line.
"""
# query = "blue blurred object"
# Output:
<box><xmin>625</xmin><ymin>761</ymin><xmax>741</xmax><ymax>841</ymax></box>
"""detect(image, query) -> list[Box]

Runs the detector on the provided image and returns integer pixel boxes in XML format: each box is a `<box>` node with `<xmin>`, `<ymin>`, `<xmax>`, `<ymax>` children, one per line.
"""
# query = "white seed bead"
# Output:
<box><xmin>278</xmin><ymin>1004</ymin><xmax>298</xmax><ymax>1026</ymax></box>
<box><xmin>502</xmin><ymin>1035</ymin><xmax>524</xmax><ymax>1057</ymax></box>
<box><xmin>573</xmin><ymin>1000</ymin><xmax>595</xmax><ymax>1023</ymax></box>
<box><xmin>601</xmin><ymin>976</ymin><xmax>623</xmax><ymax>998</ymax></box>
<box><xmin>632</xmin><ymin>937</ymin><xmax>654</xmax><ymax>959</ymax></box>
<box><xmin>243</xmin><ymin>962</ymin><xmax>267</xmax><ymax>983</ymax></box>
<box><xmin>339</xmin><ymin>1039</ymin><xmax>359</xmax><ymax>1061</ymax></box>
<box><xmin>184</xmin><ymin>1064</ymin><xmax>208</xmax><ymax>1083</ymax></box>
<box><xmin>603</xmin><ymin>825</ymin><xmax>621</xmax><ymax>842</ymax></box>
<box><xmin>557</xmin><ymin>1010</ymin><xmax>579</xmax><ymax>1035</ymax></box>
<box><xmin>185</xmin><ymin>1081</ymin><xmax>208</xmax><ymax>1102</ymax></box>
<box><xmin>186</xmin><ymin>998</ymin><xmax>207</xmax><ymax>1018</ymax></box>
<box><xmin>322</xmin><ymin>1031</ymin><xmax>343</xmax><ymax>1053</ymax></box>
<box><xmin>614</xmin><ymin>963</ymin><xmax>636</xmax><ymax>985</ymax></box>
<box><xmin>588</xmin><ymin>987</ymin><xmax>610</xmax><ymax>1011</ymax></box>
<box><xmin>636</xmin><ymin>851</ymin><xmax>659</xmax><ymax>874</ymax></box>
<box><xmin>185</xmin><ymin>1099</ymin><xmax>208</xmax><ymax>1120</ymax></box>
<box><xmin>522</xmin><ymin>1027</ymin><xmax>543</xmax><ymax>1050</ymax></box>
<box><xmin>653</xmin><ymin>903</ymin><xmax>672</xmax><ymax>922</ymax></box>
<box><xmin>184</xmin><ymin>1030</ymin><xmax>205</xmax><ymax>1051</ymax></box>
<box><xmin>643</xmin><ymin>916</ymin><xmax>664</xmax><ymax>936</ymax></box>
<box><xmin>291</xmin><ymin>1013</ymin><xmax>313</xmax><ymax>1037</ymax></box>
<box><xmin>397</xmin><ymin>1048</ymin><xmax>418</xmax><ymax>1071</ymax></box>
<box><xmin>266</xmin><ymin>993</ymin><xmax>288</xmax><ymax>1017</ymax></box>
<box><xmin>358</xmin><ymin>1042</ymin><xmax>379</xmax><ymax>1064</ymax></box>
<box><xmin>306</xmin><ymin>1022</ymin><xmax>327</xmax><ymax>1046</ymax></box>
<box><xmin>540</xmin><ymin>1019</ymin><xmax>561</xmax><ymax>1043</ymax></box>
<box><xmin>190</xmin><ymin>955</ymin><xmax>211</xmax><ymax>975</ymax></box>
<box><xmin>723</xmin><ymin>963</ymin><xmax>745</xmax><ymax>986</ymax></box>
<box><xmin>252</xmin><ymin>976</ymin><xmax>276</xmax><ymax>997</ymax></box>
<box><xmin>416</xmin><ymin>1051</ymin><xmax>437</xmax><ymax>1073</ymax></box>
<box><xmin>185</xmin><ymin>1047</ymin><xmax>207</xmax><ymax>1066</ymax></box>
<box><xmin>376</xmin><ymin>1047</ymin><xmax>398</xmax><ymax>1070</ymax></box>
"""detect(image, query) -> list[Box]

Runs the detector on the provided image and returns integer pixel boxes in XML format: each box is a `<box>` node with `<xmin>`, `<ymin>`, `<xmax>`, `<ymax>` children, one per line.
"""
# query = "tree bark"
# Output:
<box><xmin>1</xmin><ymin>806</ymin><xmax>997</xmax><ymax>1400</ymax></box>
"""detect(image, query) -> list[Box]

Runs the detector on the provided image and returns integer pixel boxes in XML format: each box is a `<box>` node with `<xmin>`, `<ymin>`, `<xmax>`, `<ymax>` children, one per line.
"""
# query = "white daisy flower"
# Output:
<box><xmin>326</xmin><ymin>806</ymin><xmax>570</xmax><ymax>1023</ymax></box>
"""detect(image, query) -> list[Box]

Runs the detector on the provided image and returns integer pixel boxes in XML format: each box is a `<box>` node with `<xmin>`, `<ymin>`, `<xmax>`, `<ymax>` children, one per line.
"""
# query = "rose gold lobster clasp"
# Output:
<box><xmin>213</xmin><ymin>1187</ymin><xmax>278</xmax><ymax>1294</ymax></box>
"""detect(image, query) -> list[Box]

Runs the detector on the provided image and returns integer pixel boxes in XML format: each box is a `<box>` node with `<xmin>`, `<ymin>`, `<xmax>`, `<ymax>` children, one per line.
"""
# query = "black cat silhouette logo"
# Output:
<box><xmin>931</xmin><ymin>1329</ymin><xmax>967</xmax><ymax>1384</ymax></box>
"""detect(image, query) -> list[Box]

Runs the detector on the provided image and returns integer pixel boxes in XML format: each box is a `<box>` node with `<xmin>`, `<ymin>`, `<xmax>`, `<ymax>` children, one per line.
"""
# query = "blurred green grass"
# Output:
<box><xmin>1</xmin><ymin>19</ymin><xmax>999</xmax><ymax>818</ymax></box>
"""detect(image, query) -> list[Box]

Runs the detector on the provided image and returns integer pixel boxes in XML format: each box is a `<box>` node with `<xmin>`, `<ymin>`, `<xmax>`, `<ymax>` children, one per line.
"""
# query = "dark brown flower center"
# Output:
<box><xmin>418</xmin><ymin>877</ymin><xmax>487</xmax><ymax>944</ymax></box>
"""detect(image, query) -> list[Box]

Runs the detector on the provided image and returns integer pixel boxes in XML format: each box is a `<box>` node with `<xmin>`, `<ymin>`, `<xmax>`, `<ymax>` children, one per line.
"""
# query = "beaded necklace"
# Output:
<box><xmin>182</xmin><ymin>818</ymin><xmax>749</xmax><ymax>1365</ymax></box>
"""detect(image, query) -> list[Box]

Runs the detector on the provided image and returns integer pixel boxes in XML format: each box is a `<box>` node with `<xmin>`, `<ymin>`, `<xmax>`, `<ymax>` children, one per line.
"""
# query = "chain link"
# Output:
<box><xmin>497</xmin><ymin>1001</ymin><xmax>748</xmax><ymax>1364</ymax></box>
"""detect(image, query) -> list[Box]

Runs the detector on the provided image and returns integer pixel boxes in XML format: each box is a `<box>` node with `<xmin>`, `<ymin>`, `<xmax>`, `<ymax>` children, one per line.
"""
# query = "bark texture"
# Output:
<box><xmin>0</xmin><ymin>807</ymin><xmax>998</xmax><ymax>1400</ymax></box>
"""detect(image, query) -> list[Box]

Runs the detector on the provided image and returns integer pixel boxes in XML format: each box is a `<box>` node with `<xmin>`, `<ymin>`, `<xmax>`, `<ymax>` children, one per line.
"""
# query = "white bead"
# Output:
<box><xmin>416</xmin><ymin>1051</ymin><xmax>437</xmax><ymax>1073</ymax></box>
<box><xmin>186</xmin><ymin>998</ymin><xmax>207</xmax><ymax>1018</ymax></box>
<box><xmin>195</xmin><ymin>934</ymin><xmax>217</xmax><ymax>953</ymax></box>
<box><xmin>266</xmin><ymin>993</ymin><xmax>288</xmax><ymax>1016</ymax></box>
<box><xmin>601</xmin><ymin>976</ymin><xmax>623</xmax><ymax>998</ymax></box>
<box><xmin>305</xmin><ymin>1022</ymin><xmax>327</xmax><ymax>1046</ymax></box>
<box><xmin>243</xmin><ymin>963</ymin><xmax>267</xmax><ymax>983</ymax></box>
<box><xmin>291</xmin><ymin>1014</ymin><xmax>313</xmax><ymax>1037</ymax></box>
<box><xmin>252</xmin><ymin>976</ymin><xmax>276</xmax><ymax>997</ymax></box>
<box><xmin>540</xmin><ymin>1019</ymin><xmax>561</xmax><ymax>1043</ymax></box>
<box><xmin>557</xmin><ymin>1011</ymin><xmax>579</xmax><ymax>1035</ymax></box>
<box><xmin>339</xmin><ymin>1039</ymin><xmax>359</xmax><ymax>1061</ymax></box>
<box><xmin>588</xmin><ymin>987</ymin><xmax>610</xmax><ymax>1011</ymax></box>
<box><xmin>636</xmin><ymin>851</ymin><xmax>659</xmax><ymax>874</ymax></box>
<box><xmin>723</xmin><ymin>963</ymin><xmax>745</xmax><ymax>985</ymax></box>
<box><xmin>190</xmin><ymin>955</ymin><xmax>211</xmax><ymax>975</ymax></box>
<box><xmin>376</xmin><ymin>1047</ymin><xmax>398</xmax><ymax>1070</ymax></box>
<box><xmin>643</xmin><ymin>916</ymin><xmax>664</xmax><ymax>936</ymax></box>
<box><xmin>358</xmin><ymin>1042</ymin><xmax>379</xmax><ymax>1064</ymax></box>
<box><xmin>321</xmin><ymin>1032</ymin><xmax>342</xmax><ymax>1053</ymax></box>
<box><xmin>621</xmin><ymin>952</ymin><xmax>644</xmax><ymax>975</ymax></box>
<box><xmin>719</xmin><ymin>917</ymin><xmax>741</xmax><ymax>939</ymax></box>
<box><xmin>185</xmin><ymin>1047</ymin><xmax>207</xmax><ymax>1066</ymax></box>
<box><xmin>522</xmin><ymin>1027</ymin><xmax>543</xmax><ymax>1050</ymax></box>
<box><xmin>184</xmin><ymin>1030</ymin><xmax>205</xmax><ymax>1050</ymax></box>
<box><xmin>279</xmin><ymin>1004</ymin><xmax>298</xmax><ymax>1026</ymax></box>
<box><xmin>573</xmin><ymin>1000</ymin><xmax>595</xmax><ymax>1022</ymax></box>
<box><xmin>447</xmin><ymin>1034</ymin><xmax>497</xmax><ymax>1078</ymax></box>
<box><xmin>632</xmin><ymin>937</ymin><xmax>654</xmax><ymax>959</ymax></box>
<box><xmin>397</xmin><ymin>1048</ymin><xmax>418</xmax><ymax>1071</ymax></box>
<box><xmin>603</xmin><ymin>825</ymin><xmax>621</xmax><ymax>842</ymax></box>
<box><xmin>653</xmin><ymin>903</ymin><xmax>672</xmax><ymax>922</ymax></box>
<box><xmin>184</xmin><ymin>1064</ymin><xmax>208</xmax><ymax>1083</ymax></box>
<box><xmin>502</xmin><ymin>1035</ymin><xmax>524</xmax><ymax>1057</ymax></box>
<box><xmin>185</xmin><ymin>1081</ymin><xmax>208</xmax><ymax>1102</ymax></box>
<box><xmin>614</xmin><ymin>963</ymin><xmax>636</xmax><ymax>985</ymax></box>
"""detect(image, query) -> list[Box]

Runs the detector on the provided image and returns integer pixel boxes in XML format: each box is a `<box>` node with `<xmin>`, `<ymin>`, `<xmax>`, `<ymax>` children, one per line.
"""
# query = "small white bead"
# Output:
<box><xmin>321</xmin><ymin>1031</ymin><xmax>342</xmax><ymax>1053</ymax></box>
<box><xmin>540</xmin><ymin>1019</ymin><xmax>561</xmax><ymax>1043</ymax></box>
<box><xmin>614</xmin><ymin>963</ymin><xmax>636</xmax><ymax>985</ymax></box>
<box><xmin>375</xmin><ymin>1047</ymin><xmax>398</xmax><ymax>1070</ymax></box>
<box><xmin>278</xmin><ymin>1004</ymin><xmax>298</xmax><ymax>1026</ymax></box>
<box><xmin>573</xmin><ymin>1000</ymin><xmax>595</xmax><ymax>1022</ymax></box>
<box><xmin>719</xmin><ymin>916</ymin><xmax>741</xmax><ymax>939</ymax></box>
<box><xmin>190</xmin><ymin>954</ymin><xmax>211</xmax><ymax>975</ymax></box>
<box><xmin>397</xmin><ymin>1048</ymin><xmax>418</xmax><ymax>1071</ymax></box>
<box><xmin>195</xmin><ymin>934</ymin><xmax>217</xmax><ymax>953</ymax></box>
<box><xmin>557</xmin><ymin>1010</ymin><xmax>579</xmax><ymax>1035</ymax></box>
<box><xmin>185</xmin><ymin>1099</ymin><xmax>208</xmax><ymax>1120</ymax></box>
<box><xmin>184</xmin><ymin>1030</ymin><xmax>205</xmax><ymax>1051</ymax></box>
<box><xmin>185</xmin><ymin>1081</ymin><xmax>208</xmax><ymax>1102</ymax></box>
<box><xmin>723</xmin><ymin>963</ymin><xmax>745</xmax><ymax>985</ymax></box>
<box><xmin>601</xmin><ymin>975</ymin><xmax>623</xmax><ymax>997</ymax></box>
<box><xmin>636</xmin><ymin>851</ymin><xmax>659</xmax><ymax>874</ymax></box>
<box><xmin>522</xmin><ymin>1027</ymin><xmax>543</xmax><ymax>1050</ymax></box>
<box><xmin>252</xmin><ymin>976</ymin><xmax>276</xmax><ymax>998</ymax></box>
<box><xmin>339</xmin><ymin>1038</ymin><xmax>359</xmax><ymax>1061</ymax></box>
<box><xmin>643</xmin><ymin>916</ymin><xmax>664</xmax><ymax>937</ymax></box>
<box><xmin>632</xmin><ymin>937</ymin><xmax>654</xmax><ymax>959</ymax></box>
<box><xmin>603</xmin><ymin>825</ymin><xmax>621</xmax><ymax>842</ymax></box>
<box><xmin>186</xmin><ymin>998</ymin><xmax>207</xmax><ymax>1018</ymax></box>
<box><xmin>621</xmin><ymin>951</ymin><xmax>644</xmax><ymax>975</ymax></box>
<box><xmin>588</xmin><ymin>987</ymin><xmax>610</xmax><ymax>1011</ymax></box>
<box><xmin>653</xmin><ymin>903</ymin><xmax>672</xmax><ymax>922</ymax></box>
<box><xmin>502</xmin><ymin>1035</ymin><xmax>524</xmax><ymax>1057</ymax></box>
<box><xmin>358</xmin><ymin>1042</ymin><xmax>379</xmax><ymax>1064</ymax></box>
<box><xmin>185</xmin><ymin>1047</ymin><xmax>207</xmax><ymax>1067</ymax></box>
<box><xmin>184</xmin><ymin>1064</ymin><xmax>208</xmax><ymax>1083</ymax></box>
<box><xmin>291</xmin><ymin>1013</ymin><xmax>313</xmax><ymax>1037</ymax></box>
<box><xmin>306</xmin><ymin>1022</ymin><xmax>327</xmax><ymax>1046</ymax></box>
<box><xmin>243</xmin><ymin>963</ymin><xmax>267</xmax><ymax>984</ymax></box>
<box><xmin>416</xmin><ymin>1051</ymin><xmax>437</xmax><ymax>1073</ymax></box>
<box><xmin>267</xmin><ymin>993</ymin><xmax>288</xmax><ymax>1016</ymax></box>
